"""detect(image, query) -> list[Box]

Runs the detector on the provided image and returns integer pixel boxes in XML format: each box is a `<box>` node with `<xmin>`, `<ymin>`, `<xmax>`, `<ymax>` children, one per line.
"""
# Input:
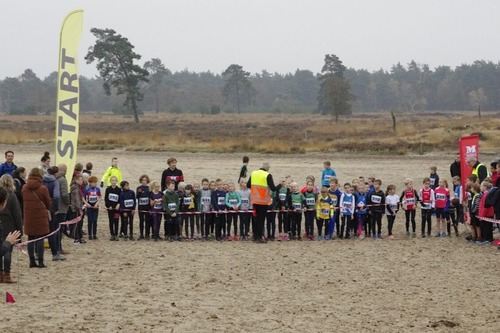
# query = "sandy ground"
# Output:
<box><xmin>0</xmin><ymin>146</ymin><xmax>499</xmax><ymax>332</ymax></box>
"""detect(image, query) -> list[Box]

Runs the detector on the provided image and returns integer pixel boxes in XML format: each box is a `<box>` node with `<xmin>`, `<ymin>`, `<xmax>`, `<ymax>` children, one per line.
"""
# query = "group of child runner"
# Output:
<box><xmin>69</xmin><ymin>159</ymin><xmax>498</xmax><ymax>244</ymax></box>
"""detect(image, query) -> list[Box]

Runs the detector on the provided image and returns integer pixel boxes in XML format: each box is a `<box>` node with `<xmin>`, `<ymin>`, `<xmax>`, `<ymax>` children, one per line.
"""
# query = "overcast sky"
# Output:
<box><xmin>1</xmin><ymin>0</ymin><xmax>499</xmax><ymax>79</ymax></box>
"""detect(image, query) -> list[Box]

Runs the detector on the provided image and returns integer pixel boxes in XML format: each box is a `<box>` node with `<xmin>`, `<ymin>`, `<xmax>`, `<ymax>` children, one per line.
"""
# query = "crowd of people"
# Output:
<box><xmin>0</xmin><ymin>150</ymin><xmax>499</xmax><ymax>283</ymax></box>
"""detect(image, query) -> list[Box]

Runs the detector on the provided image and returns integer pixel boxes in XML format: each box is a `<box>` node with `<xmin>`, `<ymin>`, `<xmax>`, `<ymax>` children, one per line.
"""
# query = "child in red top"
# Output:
<box><xmin>478</xmin><ymin>181</ymin><xmax>494</xmax><ymax>244</ymax></box>
<box><xmin>434</xmin><ymin>179</ymin><xmax>450</xmax><ymax>237</ymax></box>
<box><xmin>400</xmin><ymin>178</ymin><xmax>419</xmax><ymax>237</ymax></box>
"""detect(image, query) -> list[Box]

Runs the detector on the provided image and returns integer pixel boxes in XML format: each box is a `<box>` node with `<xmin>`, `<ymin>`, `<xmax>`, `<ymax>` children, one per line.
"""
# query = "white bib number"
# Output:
<box><xmin>139</xmin><ymin>197</ymin><xmax>149</xmax><ymax>205</ymax></box>
<box><xmin>154</xmin><ymin>202</ymin><xmax>163</xmax><ymax>210</ymax></box>
<box><xmin>108</xmin><ymin>193</ymin><xmax>119</xmax><ymax>202</ymax></box>
<box><xmin>293</xmin><ymin>202</ymin><xmax>302</xmax><ymax>210</ymax></box>
<box><xmin>124</xmin><ymin>199</ymin><xmax>134</xmax><ymax>208</ymax></box>
<box><xmin>306</xmin><ymin>198</ymin><xmax>315</xmax><ymax>206</ymax></box>
<box><xmin>168</xmin><ymin>203</ymin><xmax>177</xmax><ymax>210</ymax></box>
<box><xmin>371</xmin><ymin>195</ymin><xmax>381</xmax><ymax>204</ymax></box>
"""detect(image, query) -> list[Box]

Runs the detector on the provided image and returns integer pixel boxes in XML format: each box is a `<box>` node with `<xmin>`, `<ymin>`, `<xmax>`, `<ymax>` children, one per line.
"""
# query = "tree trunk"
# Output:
<box><xmin>131</xmin><ymin>98</ymin><xmax>139</xmax><ymax>123</ymax></box>
<box><xmin>478</xmin><ymin>105</ymin><xmax>481</xmax><ymax>119</ymax></box>
<box><xmin>391</xmin><ymin>110</ymin><xmax>396</xmax><ymax>132</ymax></box>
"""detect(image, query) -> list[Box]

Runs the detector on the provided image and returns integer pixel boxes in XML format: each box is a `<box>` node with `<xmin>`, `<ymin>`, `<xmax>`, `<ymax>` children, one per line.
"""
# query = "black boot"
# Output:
<box><xmin>29</xmin><ymin>258</ymin><xmax>37</xmax><ymax>268</ymax></box>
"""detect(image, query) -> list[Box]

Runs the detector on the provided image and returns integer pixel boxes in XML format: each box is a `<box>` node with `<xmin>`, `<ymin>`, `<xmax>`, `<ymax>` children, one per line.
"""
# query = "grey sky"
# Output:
<box><xmin>1</xmin><ymin>0</ymin><xmax>499</xmax><ymax>79</ymax></box>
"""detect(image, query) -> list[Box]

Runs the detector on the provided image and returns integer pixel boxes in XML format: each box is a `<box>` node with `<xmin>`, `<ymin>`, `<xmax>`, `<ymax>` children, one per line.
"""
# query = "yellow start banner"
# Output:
<box><xmin>55</xmin><ymin>9</ymin><xmax>84</xmax><ymax>183</ymax></box>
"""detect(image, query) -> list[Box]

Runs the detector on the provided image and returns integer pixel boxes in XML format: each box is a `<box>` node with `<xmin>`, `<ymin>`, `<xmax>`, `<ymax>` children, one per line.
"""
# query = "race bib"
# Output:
<box><xmin>321</xmin><ymin>208</ymin><xmax>330</xmax><ymax>215</ymax></box>
<box><xmin>436</xmin><ymin>194</ymin><xmax>445</xmax><ymax>201</ymax></box>
<box><xmin>168</xmin><ymin>203</ymin><xmax>177</xmax><ymax>210</ymax></box>
<box><xmin>218</xmin><ymin>197</ymin><xmax>225</xmax><ymax>206</ymax></box>
<box><xmin>430</xmin><ymin>178</ymin><xmax>435</xmax><ymax>186</ymax></box>
<box><xmin>406</xmin><ymin>198</ymin><xmax>415</xmax><ymax>205</ymax></box>
<box><xmin>331</xmin><ymin>198</ymin><xmax>338</xmax><ymax>206</ymax></box>
<box><xmin>344</xmin><ymin>203</ymin><xmax>352</xmax><ymax>210</ymax></box>
<box><xmin>279</xmin><ymin>193</ymin><xmax>287</xmax><ymax>201</ymax></box>
<box><xmin>241</xmin><ymin>198</ymin><xmax>249</xmax><ymax>205</ymax></box>
<box><xmin>201</xmin><ymin>196</ymin><xmax>211</xmax><ymax>205</ymax></box>
<box><xmin>229</xmin><ymin>199</ymin><xmax>238</xmax><ymax>205</ymax></box>
<box><xmin>124</xmin><ymin>199</ymin><xmax>134</xmax><ymax>208</ymax></box>
<box><xmin>139</xmin><ymin>197</ymin><xmax>149</xmax><ymax>205</ymax></box>
<box><xmin>306</xmin><ymin>197</ymin><xmax>315</xmax><ymax>206</ymax></box>
<box><xmin>108</xmin><ymin>193</ymin><xmax>119</xmax><ymax>202</ymax></box>
<box><xmin>390</xmin><ymin>203</ymin><xmax>398</xmax><ymax>210</ymax></box>
<box><xmin>324</xmin><ymin>174</ymin><xmax>332</xmax><ymax>181</ymax></box>
<box><xmin>183</xmin><ymin>197</ymin><xmax>192</xmax><ymax>205</ymax></box>
<box><xmin>292</xmin><ymin>202</ymin><xmax>302</xmax><ymax>210</ymax></box>
<box><xmin>371</xmin><ymin>195</ymin><xmax>381</xmax><ymax>204</ymax></box>
<box><xmin>154</xmin><ymin>202</ymin><xmax>163</xmax><ymax>210</ymax></box>
<box><xmin>88</xmin><ymin>195</ymin><xmax>98</xmax><ymax>204</ymax></box>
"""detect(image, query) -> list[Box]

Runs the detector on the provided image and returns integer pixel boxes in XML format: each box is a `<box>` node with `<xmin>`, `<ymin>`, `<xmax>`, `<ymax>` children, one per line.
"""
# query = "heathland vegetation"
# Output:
<box><xmin>0</xmin><ymin>113</ymin><xmax>498</xmax><ymax>155</ymax></box>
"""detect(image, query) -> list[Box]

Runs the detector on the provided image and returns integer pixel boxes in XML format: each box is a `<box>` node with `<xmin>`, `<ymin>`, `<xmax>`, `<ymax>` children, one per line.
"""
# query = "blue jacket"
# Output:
<box><xmin>0</xmin><ymin>162</ymin><xmax>17</xmax><ymax>176</ymax></box>
<box><xmin>321</xmin><ymin>168</ymin><xmax>337</xmax><ymax>187</ymax></box>
<box><xmin>119</xmin><ymin>189</ymin><xmax>136</xmax><ymax>212</ymax></box>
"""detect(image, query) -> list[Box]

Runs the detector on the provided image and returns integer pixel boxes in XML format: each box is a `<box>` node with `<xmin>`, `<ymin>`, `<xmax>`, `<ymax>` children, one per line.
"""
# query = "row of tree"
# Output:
<box><xmin>0</xmin><ymin>28</ymin><xmax>496</xmax><ymax>121</ymax></box>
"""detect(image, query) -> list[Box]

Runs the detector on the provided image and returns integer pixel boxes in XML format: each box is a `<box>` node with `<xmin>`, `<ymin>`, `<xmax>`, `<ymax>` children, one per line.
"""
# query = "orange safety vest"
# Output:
<box><xmin>250</xmin><ymin>169</ymin><xmax>271</xmax><ymax>205</ymax></box>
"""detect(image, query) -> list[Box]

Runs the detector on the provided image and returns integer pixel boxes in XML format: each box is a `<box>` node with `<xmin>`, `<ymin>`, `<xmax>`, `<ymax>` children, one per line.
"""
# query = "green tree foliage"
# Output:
<box><xmin>143</xmin><ymin>58</ymin><xmax>171</xmax><ymax>113</ymax></box>
<box><xmin>318</xmin><ymin>54</ymin><xmax>353</xmax><ymax>121</ymax></box>
<box><xmin>222</xmin><ymin>64</ymin><xmax>255</xmax><ymax>113</ymax></box>
<box><xmin>85</xmin><ymin>28</ymin><xmax>149</xmax><ymax>123</ymax></box>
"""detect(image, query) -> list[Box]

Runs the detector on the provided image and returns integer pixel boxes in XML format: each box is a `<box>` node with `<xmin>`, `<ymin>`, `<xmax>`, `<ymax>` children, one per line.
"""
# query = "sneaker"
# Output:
<box><xmin>93</xmin><ymin>236</ymin><xmax>98</xmax><ymax>240</ymax></box>
<box><xmin>52</xmin><ymin>253</ymin><xmax>66</xmax><ymax>261</ymax></box>
<box><xmin>411</xmin><ymin>232</ymin><xmax>417</xmax><ymax>238</ymax></box>
<box><xmin>227</xmin><ymin>236</ymin><xmax>232</xmax><ymax>241</ymax></box>
<box><xmin>324</xmin><ymin>235</ymin><xmax>330</xmax><ymax>240</ymax></box>
<box><xmin>317</xmin><ymin>235</ymin><xmax>323</xmax><ymax>241</ymax></box>
<box><xmin>421</xmin><ymin>233</ymin><xmax>426</xmax><ymax>238</ymax></box>
<box><xmin>358</xmin><ymin>234</ymin><xmax>364</xmax><ymax>240</ymax></box>
<box><xmin>145</xmin><ymin>235</ymin><xmax>150</xmax><ymax>240</ymax></box>
<box><xmin>406</xmin><ymin>231</ymin><xmax>410</xmax><ymax>237</ymax></box>
<box><xmin>297</xmin><ymin>236</ymin><xmax>302</xmax><ymax>241</ymax></box>
<box><xmin>435</xmin><ymin>232</ymin><xmax>442</xmax><ymax>237</ymax></box>
<box><xmin>73</xmin><ymin>239</ymin><xmax>81</xmax><ymax>245</ymax></box>
<box><xmin>234</xmin><ymin>235</ymin><xmax>240</xmax><ymax>241</ymax></box>
<box><xmin>79</xmin><ymin>239</ymin><xmax>87</xmax><ymax>244</ymax></box>
<box><xmin>388</xmin><ymin>235</ymin><xmax>394</xmax><ymax>239</ymax></box>
<box><xmin>138</xmin><ymin>235</ymin><xmax>144</xmax><ymax>240</ymax></box>
<box><xmin>479</xmin><ymin>240</ymin><xmax>492</xmax><ymax>245</ymax></box>
<box><xmin>129</xmin><ymin>236</ymin><xmax>134</xmax><ymax>241</ymax></box>
<box><xmin>119</xmin><ymin>234</ymin><xmax>124</xmax><ymax>238</ymax></box>
<box><xmin>110</xmin><ymin>236</ymin><xmax>115</xmax><ymax>241</ymax></box>
<box><xmin>377</xmin><ymin>234</ymin><xmax>382</xmax><ymax>239</ymax></box>
<box><xmin>284</xmin><ymin>234</ymin><xmax>290</xmax><ymax>241</ymax></box>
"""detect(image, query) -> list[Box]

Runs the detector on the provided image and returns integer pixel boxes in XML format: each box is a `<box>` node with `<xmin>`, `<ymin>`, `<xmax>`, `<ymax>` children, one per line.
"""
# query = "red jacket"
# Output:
<box><xmin>478</xmin><ymin>191</ymin><xmax>494</xmax><ymax>218</ymax></box>
<box><xmin>22</xmin><ymin>176</ymin><xmax>51</xmax><ymax>236</ymax></box>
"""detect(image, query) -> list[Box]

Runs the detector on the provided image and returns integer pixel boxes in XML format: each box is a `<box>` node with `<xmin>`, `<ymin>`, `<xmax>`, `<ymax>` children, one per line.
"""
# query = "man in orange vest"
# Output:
<box><xmin>247</xmin><ymin>162</ymin><xmax>276</xmax><ymax>243</ymax></box>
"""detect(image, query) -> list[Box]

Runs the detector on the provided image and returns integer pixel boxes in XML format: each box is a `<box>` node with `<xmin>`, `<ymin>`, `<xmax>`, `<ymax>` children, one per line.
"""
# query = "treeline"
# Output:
<box><xmin>0</xmin><ymin>60</ymin><xmax>498</xmax><ymax>115</ymax></box>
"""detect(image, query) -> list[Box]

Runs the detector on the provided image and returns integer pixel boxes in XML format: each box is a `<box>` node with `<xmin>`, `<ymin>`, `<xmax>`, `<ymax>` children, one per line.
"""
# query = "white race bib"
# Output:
<box><xmin>154</xmin><ymin>202</ymin><xmax>163</xmax><ymax>210</ymax></box>
<box><xmin>241</xmin><ymin>198</ymin><xmax>249</xmax><ymax>205</ymax></box>
<box><xmin>139</xmin><ymin>197</ymin><xmax>149</xmax><ymax>205</ymax></box>
<box><xmin>279</xmin><ymin>193</ymin><xmax>287</xmax><ymax>201</ymax></box>
<box><xmin>201</xmin><ymin>196</ymin><xmax>211</xmax><ymax>205</ymax></box>
<box><xmin>229</xmin><ymin>199</ymin><xmax>238</xmax><ymax>205</ymax></box>
<box><xmin>306</xmin><ymin>197</ymin><xmax>315</xmax><ymax>206</ymax></box>
<box><xmin>168</xmin><ymin>203</ymin><xmax>177</xmax><ymax>210</ymax></box>
<box><xmin>371</xmin><ymin>195</ymin><xmax>381</xmax><ymax>204</ymax></box>
<box><xmin>406</xmin><ymin>198</ymin><xmax>415</xmax><ymax>205</ymax></box>
<box><xmin>183</xmin><ymin>197</ymin><xmax>192</xmax><ymax>205</ymax></box>
<box><xmin>218</xmin><ymin>197</ymin><xmax>225</xmax><ymax>206</ymax></box>
<box><xmin>436</xmin><ymin>194</ymin><xmax>445</xmax><ymax>201</ymax></box>
<box><xmin>321</xmin><ymin>208</ymin><xmax>330</xmax><ymax>215</ymax></box>
<box><xmin>88</xmin><ymin>195</ymin><xmax>98</xmax><ymax>204</ymax></box>
<box><xmin>124</xmin><ymin>199</ymin><xmax>134</xmax><ymax>208</ymax></box>
<box><xmin>292</xmin><ymin>202</ymin><xmax>302</xmax><ymax>210</ymax></box>
<box><xmin>108</xmin><ymin>193</ymin><xmax>119</xmax><ymax>202</ymax></box>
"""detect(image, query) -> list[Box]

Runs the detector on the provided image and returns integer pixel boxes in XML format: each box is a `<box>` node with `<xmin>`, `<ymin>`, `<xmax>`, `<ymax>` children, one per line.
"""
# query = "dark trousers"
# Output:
<box><xmin>304</xmin><ymin>210</ymin><xmax>315</xmax><ymax>237</ymax></box>
<box><xmin>165</xmin><ymin>215</ymin><xmax>180</xmax><ymax>238</ymax></box>
<box><xmin>139</xmin><ymin>211</ymin><xmax>151</xmax><ymax>237</ymax></box>
<box><xmin>87</xmin><ymin>207</ymin><xmax>99</xmax><ymax>237</ymax></box>
<box><xmin>48</xmin><ymin>214</ymin><xmax>60</xmax><ymax>255</ymax></box>
<box><xmin>215</xmin><ymin>213</ymin><xmax>225</xmax><ymax>240</ymax></box>
<box><xmin>266</xmin><ymin>211</ymin><xmax>276</xmax><ymax>239</ymax></box>
<box><xmin>151</xmin><ymin>212</ymin><xmax>162</xmax><ymax>238</ymax></box>
<box><xmin>480</xmin><ymin>217</ymin><xmax>494</xmax><ymax>241</ymax></box>
<box><xmin>290</xmin><ymin>212</ymin><xmax>302</xmax><ymax>238</ymax></box>
<box><xmin>278</xmin><ymin>211</ymin><xmax>289</xmax><ymax>234</ymax></box>
<box><xmin>183</xmin><ymin>213</ymin><xmax>195</xmax><ymax>238</ymax></box>
<box><xmin>239</xmin><ymin>213</ymin><xmax>251</xmax><ymax>237</ymax></box>
<box><xmin>72</xmin><ymin>212</ymin><xmax>84</xmax><ymax>240</ymax></box>
<box><xmin>316</xmin><ymin>218</ymin><xmax>328</xmax><ymax>236</ymax></box>
<box><xmin>370</xmin><ymin>211</ymin><xmax>383</xmax><ymax>235</ymax></box>
<box><xmin>227</xmin><ymin>212</ymin><xmax>238</xmax><ymax>237</ymax></box>
<box><xmin>121</xmin><ymin>213</ymin><xmax>134</xmax><ymax>236</ymax></box>
<box><xmin>253</xmin><ymin>204</ymin><xmax>268</xmax><ymax>241</ymax></box>
<box><xmin>387</xmin><ymin>215</ymin><xmax>396</xmax><ymax>235</ymax></box>
<box><xmin>201</xmin><ymin>213</ymin><xmax>209</xmax><ymax>238</ymax></box>
<box><xmin>341</xmin><ymin>215</ymin><xmax>353</xmax><ymax>238</ymax></box>
<box><xmin>0</xmin><ymin>227</ymin><xmax>13</xmax><ymax>272</ymax></box>
<box><xmin>108</xmin><ymin>210</ymin><xmax>120</xmax><ymax>237</ymax></box>
<box><xmin>405</xmin><ymin>210</ymin><xmax>416</xmax><ymax>232</ymax></box>
<box><xmin>447</xmin><ymin>209</ymin><xmax>459</xmax><ymax>235</ymax></box>
<box><xmin>421</xmin><ymin>209</ymin><xmax>432</xmax><ymax>235</ymax></box>
<box><xmin>28</xmin><ymin>235</ymin><xmax>45</xmax><ymax>265</ymax></box>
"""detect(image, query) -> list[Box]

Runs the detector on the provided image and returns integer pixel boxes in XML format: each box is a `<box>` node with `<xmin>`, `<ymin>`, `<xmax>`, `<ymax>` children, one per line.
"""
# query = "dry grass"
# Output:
<box><xmin>1</xmin><ymin>111</ymin><xmax>499</xmax><ymax>154</ymax></box>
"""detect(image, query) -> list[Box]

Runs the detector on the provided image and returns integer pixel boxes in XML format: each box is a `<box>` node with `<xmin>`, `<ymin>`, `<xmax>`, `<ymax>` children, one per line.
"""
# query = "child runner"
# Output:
<box><xmin>468</xmin><ymin>183</ymin><xmax>481</xmax><ymax>243</ymax></box>
<box><xmin>119</xmin><ymin>181</ymin><xmax>136</xmax><ymax>240</ymax></box>
<box><xmin>225</xmin><ymin>182</ymin><xmax>241</xmax><ymax>241</ymax></box>
<box><xmin>339</xmin><ymin>183</ymin><xmax>355</xmax><ymax>239</ymax></box>
<box><xmin>149</xmin><ymin>182</ymin><xmax>164</xmax><ymax>241</ymax></box>
<box><xmin>355</xmin><ymin>182</ymin><xmax>369</xmax><ymax>238</ymax></box>
<box><xmin>321</xmin><ymin>161</ymin><xmax>337</xmax><ymax>188</ymax></box>
<box><xmin>327</xmin><ymin>177</ymin><xmax>342</xmax><ymax>239</ymax></box>
<box><xmin>136</xmin><ymin>174</ymin><xmax>151</xmax><ymax>240</ymax></box>
<box><xmin>104</xmin><ymin>176</ymin><xmax>121</xmax><ymax>241</ymax></box>
<box><xmin>70</xmin><ymin>175</ymin><xmax>85</xmax><ymax>244</ymax></box>
<box><xmin>478</xmin><ymin>181</ymin><xmax>494</xmax><ymax>245</ymax></box>
<box><xmin>276</xmin><ymin>177</ymin><xmax>291</xmax><ymax>241</ymax></box>
<box><xmin>211</xmin><ymin>180</ymin><xmax>227</xmax><ymax>241</ymax></box>
<box><xmin>163</xmin><ymin>180</ymin><xmax>180</xmax><ymax>241</ymax></box>
<box><xmin>315</xmin><ymin>187</ymin><xmax>334</xmax><ymax>240</ymax></box>
<box><xmin>289</xmin><ymin>182</ymin><xmax>306</xmax><ymax>240</ymax></box>
<box><xmin>434</xmin><ymin>179</ymin><xmax>450</xmax><ymax>237</ymax></box>
<box><xmin>385</xmin><ymin>184</ymin><xmax>399</xmax><ymax>239</ymax></box>
<box><xmin>400</xmin><ymin>178</ymin><xmax>419</xmax><ymax>238</ymax></box>
<box><xmin>266</xmin><ymin>187</ymin><xmax>278</xmax><ymax>241</ymax></box>
<box><xmin>208</xmin><ymin>180</ymin><xmax>217</xmax><ymax>237</ymax></box>
<box><xmin>83</xmin><ymin>176</ymin><xmax>102</xmax><ymax>240</ymax></box>
<box><xmin>238</xmin><ymin>179</ymin><xmax>251</xmax><ymax>240</ymax></box>
<box><xmin>199</xmin><ymin>178</ymin><xmax>212</xmax><ymax>240</ymax></box>
<box><xmin>193</xmin><ymin>183</ymin><xmax>201</xmax><ymax>238</ymax></box>
<box><xmin>452</xmin><ymin>176</ymin><xmax>463</xmax><ymax>226</ymax></box>
<box><xmin>429</xmin><ymin>166</ymin><xmax>439</xmax><ymax>191</ymax></box>
<box><xmin>419</xmin><ymin>177</ymin><xmax>435</xmax><ymax>237</ymax></box>
<box><xmin>180</xmin><ymin>184</ymin><xmax>196</xmax><ymax>240</ymax></box>
<box><xmin>368</xmin><ymin>179</ymin><xmax>385</xmax><ymax>239</ymax></box>
<box><xmin>303</xmin><ymin>180</ymin><xmax>317</xmax><ymax>240</ymax></box>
